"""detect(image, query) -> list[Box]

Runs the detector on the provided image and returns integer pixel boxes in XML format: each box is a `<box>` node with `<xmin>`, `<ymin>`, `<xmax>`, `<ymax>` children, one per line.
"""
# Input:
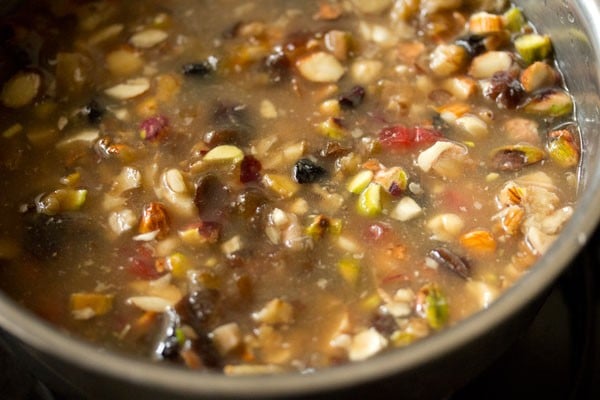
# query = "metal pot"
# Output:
<box><xmin>1</xmin><ymin>1</ymin><xmax>600</xmax><ymax>398</ymax></box>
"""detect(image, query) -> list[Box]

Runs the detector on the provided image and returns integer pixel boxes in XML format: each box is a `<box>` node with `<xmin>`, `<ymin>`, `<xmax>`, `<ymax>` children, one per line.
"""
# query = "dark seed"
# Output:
<box><xmin>293</xmin><ymin>158</ymin><xmax>327</xmax><ymax>184</ymax></box>
<box><xmin>82</xmin><ymin>100</ymin><xmax>104</xmax><ymax>124</ymax></box>
<box><xmin>429</xmin><ymin>247</ymin><xmax>471</xmax><ymax>280</ymax></box>
<box><xmin>338</xmin><ymin>85</ymin><xmax>365</xmax><ymax>109</ymax></box>
<box><xmin>455</xmin><ymin>35</ymin><xmax>487</xmax><ymax>57</ymax></box>
<box><xmin>182</xmin><ymin>59</ymin><xmax>216</xmax><ymax>77</ymax></box>
<box><xmin>240</xmin><ymin>155</ymin><xmax>262</xmax><ymax>183</ymax></box>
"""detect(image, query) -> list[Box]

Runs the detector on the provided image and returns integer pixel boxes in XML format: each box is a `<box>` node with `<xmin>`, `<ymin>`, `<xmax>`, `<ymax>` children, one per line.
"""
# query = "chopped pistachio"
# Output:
<box><xmin>357</xmin><ymin>182</ymin><xmax>382</xmax><ymax>217</ymax></box>
<box><xmin>165</xmin><ymin>252</ymin><xmax>193</xmax><ymax>279</ymax></box>
<box><xmin>417</xmin><ymin>284</ymin><xmax>448</xmax><ymax>330</ymax></box>
<box><xmin>503</xmin><ymin>7</ymin><xmax>525</xmax><ymax>32</ymax></box>
<box><xmin>546</xmin><ymin>129</ymin><xmax>580</xmax><ymax>168</ymax></box>
<box><xmin>338</xmin><ymin>258</ymin><xmax>361</xmax><ymax>285</ymax></box>
<box><xmin>515</xmin><ymin>34</ymin><xmax>553</xmax><ymax>65</ymax></box>
<box><xmin>317</xmin><ymin>117</ymin><xmax>346</xmax><ymax>140</ymax></box>
<box><xmin>346</xmin><ymin>170</ymin><xmax>374</xmax><ymax>194</ymax></box>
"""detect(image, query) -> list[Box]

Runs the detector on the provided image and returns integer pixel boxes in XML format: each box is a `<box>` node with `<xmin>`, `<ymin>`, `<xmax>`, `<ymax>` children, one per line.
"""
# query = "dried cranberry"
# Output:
<box><xmin>338</xmin><ymin>86</ymin><xmax>365</xmax><ymax>109</ymax></box>
<box><xmin>484</xmin><ymin>71</ymin><xmax>525</xmax><ymax>109</ymax></box>
<box><xmin>292</xmin><ymin>158</ymin><xmax>327</xmax><ymax>183</ymax></box>
<box><xmin>240</xmin><ymin>155</ymin><xmax>262</xmax><ymax>183</ymax></box>
<box><xmin>140</xmin><ymin>115</ymin><xmax>169</xmax><ymax>141</ymax></box>
<box><xmin>379</xmin><ymin>125</ymin><xmax>443</xmax><ymax>150</ymax></box>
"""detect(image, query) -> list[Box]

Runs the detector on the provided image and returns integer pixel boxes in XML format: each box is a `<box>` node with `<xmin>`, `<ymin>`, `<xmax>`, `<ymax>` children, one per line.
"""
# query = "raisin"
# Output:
<box><xmin>293</xmin><ymin>158</ymin><xmax>327</xmax><ymax>184</ymax></box>
<box><xmin>194</xmin><ymin>174</ymin><xmax>230</xmax><ymax>220</ymax></box>
<box><xmin>372</xmin><ymin>312</ymin><xmax>398</xmax><ymax>336</ymax></box>
<box><xmin>484</xmin><ymin>71</ymin><xmax>525</xmax><ymax>109</ymax></box>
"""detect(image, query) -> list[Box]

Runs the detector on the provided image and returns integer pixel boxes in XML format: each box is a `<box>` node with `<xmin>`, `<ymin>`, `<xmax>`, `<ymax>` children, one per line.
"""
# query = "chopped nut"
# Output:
<box><xmin>252</xmin><ymin>298</ymin><xmax>294</xmax><ymax>325</ymax></box>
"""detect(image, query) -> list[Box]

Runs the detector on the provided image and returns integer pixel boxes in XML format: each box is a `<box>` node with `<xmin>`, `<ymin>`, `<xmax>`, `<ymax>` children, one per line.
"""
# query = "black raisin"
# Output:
<box><xmin>82</xmin><ymin>100</ymin><xmax>104</xmax><ymax>124</ymax></box>
<box><xmin>338</xmin><ymin>86</ymin><xmax>365</xmax><ymax>109</ymax></box>
<box><xmin>293</xmin><ymin>159</ymin><xmax>327</xmax><ymax>184</ymax></box>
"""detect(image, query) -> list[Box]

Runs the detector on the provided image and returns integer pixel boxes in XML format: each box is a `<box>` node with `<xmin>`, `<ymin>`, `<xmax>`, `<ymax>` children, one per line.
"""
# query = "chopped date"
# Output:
<box><xmin>293</xmin><ymin>158</ymin><xmax>327</xmax><ymax>183</ymax></box>
<box><xmin>428</xmin><ymin>247</ymin><xmax>471</xmax><ymax>280</ymax></box>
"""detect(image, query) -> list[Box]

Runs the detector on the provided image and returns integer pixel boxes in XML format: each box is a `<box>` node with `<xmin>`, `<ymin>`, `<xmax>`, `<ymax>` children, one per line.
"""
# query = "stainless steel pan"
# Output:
<box><xmin>0</xmin><ymin>1</ymin><xmax>599</xmax><ymax>398</ymax></box>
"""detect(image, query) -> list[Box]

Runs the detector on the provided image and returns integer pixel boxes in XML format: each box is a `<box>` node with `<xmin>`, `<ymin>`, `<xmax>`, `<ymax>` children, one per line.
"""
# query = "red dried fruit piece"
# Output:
<box><xmin>140</xmin><ymin>115</ymin><xmax>169</xmax><ymax>141</ymax></box>
<box><xmin>240</xmin><ymin>155</ymin><xmax>262</xmax><ymax>183</ymax></box>
<box><xmin>379</xmin><ymin>125</ymin><xmax>443</xmax><ymax>150</ymax></box>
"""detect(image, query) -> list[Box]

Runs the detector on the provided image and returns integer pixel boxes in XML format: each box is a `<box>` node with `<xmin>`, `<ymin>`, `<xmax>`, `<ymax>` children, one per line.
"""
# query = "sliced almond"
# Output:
<box><xmin>130</xmin><ymin>29</ymin><xmax>168</xmax><ymax>49</ymax></box>
<box><xmin>104</xmin><ymin>77</ymin><xmax>150</xmax><ymax>100</ymax></box>
<box><xmin>127</xmin><ymin>296</ymin><xmax>174</xmax><ymax>312</ymax></box>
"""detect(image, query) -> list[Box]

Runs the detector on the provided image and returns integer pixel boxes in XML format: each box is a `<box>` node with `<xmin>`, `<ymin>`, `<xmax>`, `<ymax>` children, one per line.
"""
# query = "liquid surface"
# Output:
<box><xmin>0</xmin><ymin>0</ymin><xmax>580</xmax><ymax>374</ymax></box>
